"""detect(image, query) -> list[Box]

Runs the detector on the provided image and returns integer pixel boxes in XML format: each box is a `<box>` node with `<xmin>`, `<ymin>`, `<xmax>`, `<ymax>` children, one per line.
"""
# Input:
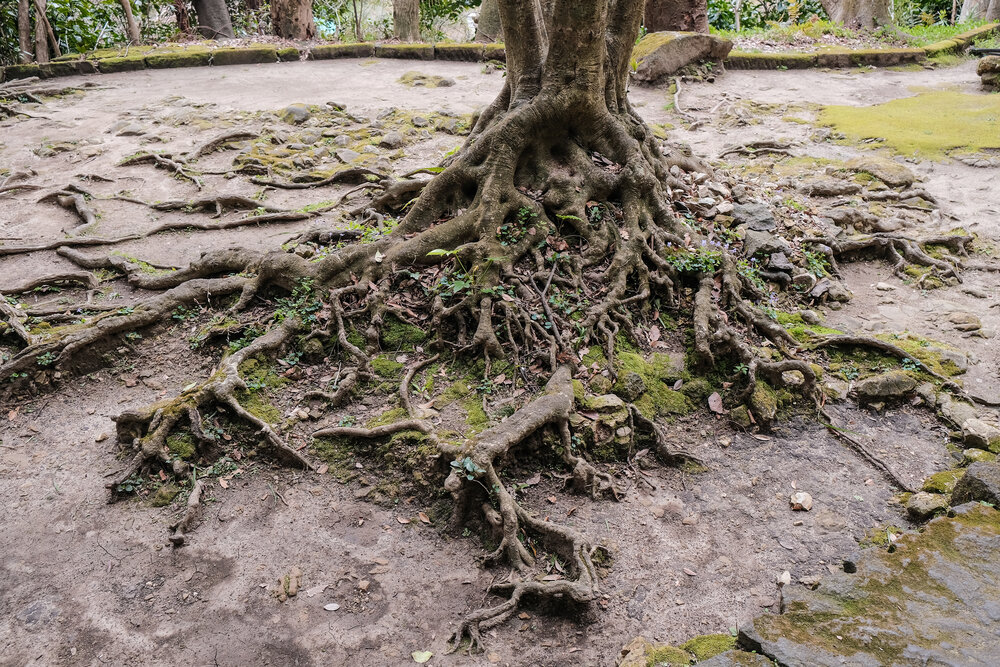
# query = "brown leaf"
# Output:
<box><xmin>707</xmin><ymin>392</ymin><xmax>725</xmax><ymax>414</ymax></box>
<box><xmin>396</xmin><ymin>516</ymin><xmax>411</xmax><ymax>524</ymax></box>
<box><xmin>683</xmin><ymin>568</ymin><xmax>698</xmax><ymax>576</ymax></box>
<box><xmin>578</xmin><ymin>410</ymin><xmax>600</xmax><ymax>421</ymax></box>
<box><xmin>649</xmin><ymin>324</ymin><xmax>661</xmax><ymax>343</ymax></box>
<box><xmin>541</xmin><ymin>574</ymin><xmax>563</xmax><ymax>581</ymax></box>
<box><xmin>546</xmin><ymin>496</ymin><xmax>557</xmax><ymax>503</ymax></box>
<box><xmin>219</xmin><ymin>478</ymin><xmax>229</xmax><ymax>489</ymax></box>
<box><xmin>524</xmin><ymin>473</ymin><xmax>541</xmax><ymax>486</ymax></box>
<box><xmin>418</xmin><ymin>512</ymin><xmax>431</xmax><ymax>524</ymax></box>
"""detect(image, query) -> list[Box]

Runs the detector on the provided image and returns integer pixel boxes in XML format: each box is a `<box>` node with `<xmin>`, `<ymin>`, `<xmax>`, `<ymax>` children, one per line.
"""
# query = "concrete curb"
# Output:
<box><xmin>1</xmin><ymin>24</ymin><xmax>997</xmax><ymax>84</ymax></box>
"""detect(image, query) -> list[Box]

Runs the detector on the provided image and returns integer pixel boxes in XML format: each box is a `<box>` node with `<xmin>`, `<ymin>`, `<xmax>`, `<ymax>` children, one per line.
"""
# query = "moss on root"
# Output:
<box><xmin>166</xmin><ymin>432</ymin><xmax>196</xmax><ymax>460</ymax></box>
<box><xmin>679</xmin><ymin>633</ymin><xmax>736</xmax><ymax>660</ymax></box>
<box><xmin>381</xmin><ymin>315</ymin><xmax>428</xmax><ymax>350</ymax></box>
<box><xmin>615</xmin><ymin>351</ymin><xmax>693</xmax><ymax>419</ymax></box>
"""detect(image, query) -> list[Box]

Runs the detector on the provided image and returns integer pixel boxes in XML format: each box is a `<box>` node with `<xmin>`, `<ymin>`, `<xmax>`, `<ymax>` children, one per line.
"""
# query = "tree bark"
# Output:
<box><xmin>271</xmin><ymin>0</ymin><xmax>317</xmax><ymax>39</ymax></box>
<box><xmin>644</xmin><ymin>0</ymin><xmax>709</xmax><ymax>33</ymax></box>
<box><xmin>192</xmin><ymin>0</ymin><xmax>235</xmax><ymax>38</ymax></box>
<box><xmin>475</xmin><ymin>0</ymin><xmax>502</xmax><ymax>42</ymax></box>
<box><xmin>17</xmin><ymin>0</ymin><xmax>32</xmax><ymax>63</ymax></box>
<box><xmin>119</xmin><ymin>0</ymin><xmax>142</xmax><ymax>44</ymax></box>
<box><xmin>986</xmin><ymin>0</ymin><xmax>1000</xmax><ymax>20</ymax></box>
<box><xmin>820</xmin><ymin>0</ymin><xmax>891</xmax><ymax>28</ymax></box>
<box><xmin>960</xmin><ymin>0</ymin><xmax>991</xmax><ymax>21</ymax></box>
<box><xmin>393</xmin><ymin>0</ymin><xmax>420</xmax><ymax>42</ymax></box>
<box><xmin>174</xmin><ymin>0</ymin><xmax>191</xmax><ymax>33</ymax></box>
<box><xmin>33</xmin><ymin>0</ymin><xmax>48</xmax><ymax>63</ymax></box>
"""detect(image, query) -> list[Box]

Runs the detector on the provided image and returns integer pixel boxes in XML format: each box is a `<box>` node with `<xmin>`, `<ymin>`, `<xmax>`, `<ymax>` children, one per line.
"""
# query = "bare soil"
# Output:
<box><xmin>1</xmin><ymin>58</ymin><xmax>998</xmax><ymax>666</ymax></box>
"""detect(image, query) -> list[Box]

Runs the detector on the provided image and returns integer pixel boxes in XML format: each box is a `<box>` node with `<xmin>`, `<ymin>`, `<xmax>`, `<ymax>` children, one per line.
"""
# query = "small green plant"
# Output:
<box><xmin>804</xmin><ymin>250</ymin><xmax>830</xmax><ymax>278</ymax></box>
<box><xmin>901</xmin><ymin>358</ymin><xmax>920</xmax><ymax>372</ymax></box>
<box><xmin>116</xmin><ymin>475</ymin><xmax>144</xmax><ymax>495</ymax></box>
<box><xmin>840</xmin><ymin>363</ymin><xmax>860</xmax><ymax>381</ymax></box>
<box><xmin>36</xmin><ymin>352</ymin><xmax>56</xmax><ymax>367</ymax></box>
<box><xmin>450</xmin><ymin>457</ymin><xmax>485</xmax><ymax>480</ymax></box>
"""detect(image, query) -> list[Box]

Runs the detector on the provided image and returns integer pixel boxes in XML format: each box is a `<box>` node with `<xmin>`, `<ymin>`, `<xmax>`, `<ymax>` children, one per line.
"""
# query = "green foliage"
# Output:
<box><xmin>273</xmin><ymin>278</ymin><xmax>322</xmax><ymax>324</ymax></box>
<box><xmin>450</xmin><ymin>456</ymin><xmax>484</xmax><ymax>481</ymax></box>
<box><xmin>707</xmin><ymin>0</ymin><xmax>828</xmax><ymax>31</ymax></box>
<box><xmin>419</xmin><ymin>0</ymin><xmax>477</xmax><ymax>39</ymax></box>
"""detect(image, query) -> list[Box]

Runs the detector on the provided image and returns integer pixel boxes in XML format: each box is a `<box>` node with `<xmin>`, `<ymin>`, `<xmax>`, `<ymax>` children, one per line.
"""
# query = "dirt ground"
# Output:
<box><xmin>1</xmin><ymin>58</ymin><xmax>998</xmax><ymax>666</ymax></box>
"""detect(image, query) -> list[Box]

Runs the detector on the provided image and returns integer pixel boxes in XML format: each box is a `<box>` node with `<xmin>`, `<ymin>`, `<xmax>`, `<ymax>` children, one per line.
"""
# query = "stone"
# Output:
<box><xmin>963</xmin><ymin>448</ymin><xmax>997</xmax><ymax>465</ymax></box>
<box><xmin>279</xmin><ymin>103</ymin><xmax>311</xmax><ymax>124</ymax></box>
<box><xmin>716</xmin><ymin>201</ymin><xmax>734</xmax><ymax>214</ymax></box>
<box><xmin>732</xmin><ymin>202</ymin><xmax>776</xmax><ymax>231</ymax></box>
<box><xmin>948</xmin><ymin>311</ymin><xmax>982</xmax><ymax>331</ymax></box>
<box><xmin>951</xmin><ymin>462</ymin><xmax>1000</xmax><ymax>505</ymax></box>
<box><xmin>299</xmin><ymin>129</ymin><xmax>322</xmax><ymax>145</ymax></box>
<box><xmin>844</xmin><ymin>156</ymin><xmax>917</xmax><ymax>187</ymax></box>
<box><xmin>614</xmin><ymin>372</ymin><xmax>646</xmax><ymax>402</ymax></box>
<box><xmin>412</xmin><ymin>116</ymin><xmax>429</xmax><ymax>127</ymax></box>
<box><xmin>853</xmin><ymin>370</ymin><xmax>918</xmax><ymax>401</ymax></box>
<box><xmin>789</xmin><ymin>491</ymin><xmax>813</xmax><ymax>511</ymax></box>
<box><xmin>335</xmin><ymin>149</ymin><xmax>361</xmax><ymax>164</ymax></box>
<box><xmin>768</xmin><ymin>252</ymin><xmax>794</xmax><ymax>272</ymax></box>
<box><xmin>938</xmin><ymin>393</ymin><xmax>978</xmax><ymax>427</ymax></box>
<box><xmin>698</xmin><ymin>651</ymin><xmax>772</xmax><ymax>666</ymax></box>
<box><xmin>332</xmin><ymin>134</ymin><xmax>351</xmax><ymax>147</ymax></box>
<box><xmin>799</xmin><ymin>309</ymin><xmax>820</xmax><ymax>325</ymax></box>
<box><xmin>797</xmin><ymin>178</ymin><xmax>861</xmax><ymax>197</ymax></box>
<box><xmin>962</xmin><ymin>418</ymin><xmax>1000</xmax><ymax>452</ymax></box>
<box><xmin>906</xmin><ymin>491</ymin><xmax>949</xmax><ymax>521</ymax></box>
<box><xmin>116</xmin><ymin>124</ymin><xmax>145</xmax><ymax>137</ymax></box>
<box><xmin>743</xmin><ymin>230</ymin><xmax>789</xmax><ymax>258</ymax></box>
<box><xmin>739</xmin><ymin>505</ymin><xmax>1000</xmax><ymax>666</ymax></box>
<box><xmin>631</xmin><ymin>31</ymin><xmax>733</xmax><ymax>84</ymax></box>
<box><xmin>586</xmin><ymin>394</ymin><xmax>626</xmax><ymax>411</ymax></box>
<box><xmin>379</xmin><ymin>131</ymin><xmax>405</xmax><ymax>149</ymax></box>
<box><xmin>977</xmin><ymin>55</ymin><xmax>1000</xmax><ymax>76</ymax></box>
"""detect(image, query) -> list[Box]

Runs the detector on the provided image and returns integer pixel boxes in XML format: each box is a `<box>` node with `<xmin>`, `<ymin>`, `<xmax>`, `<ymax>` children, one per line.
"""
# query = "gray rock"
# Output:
<box><xmin>768</xmin><ymin>252</ymin><xmax>795</xmax><ymax>272</ymax></box>
<box><xmin>279</xmin><ymin>103</ymin><xmax>311</xmax><ymax>124</ymax></box>
<box><xmin>743</xmin><ymin>230</ymin><xmax>789</xmax><ymax>258</ymax></box>
<box><xmin>333</xmin><ymin>134</ymin><xmax>351</xmax><ymax>147</ymax></box>
<box><xmin>732</xmin><ymin>202</ymin><xmax>776</xmax><ymax>231</ymax></box>
<box><xmin>412</xmin><ymin>116</ymin><xmax>429</xmax><ymax>127</ymax></box>
<box><xmin>632</xmin><ymin>31</ymin><xmax>733</xmax><ymax>84</ymax></box>
<box><xmin>951</xmin><ymin>462</ymin><xmax>1000</xmax><ymax>505</ymax></box>
<box><xmin>739</xmin><ymin>504</ymin><xmax>1000</xmax><ymax>667</ymax></box>
<box><xmin>298</xmin><ymin>129</ymin><xmax>322</xmax><ymax>145</ymax></box>
<box><xmin>698</xmin><ymin>651</ymin><xmax>772</xmax><ymax>667</ymax></box>
<box><xmin>798</xmin><ymin>179</ymin><xmax>861</xmax><ymax>197</ymax></box>
<box><xmin>949</xmin><ymin>311</ymin><xmax>982</xmax><ymax>332</ymax></box>
<box><xmin>938</xmin><ymin>393</ymin><xmax>978</xmax><ymax>427</ymax></box>
<box><xmin>963</xmin><ymin>448</ymin><xmax>997</xmax><ymax>465</ymax></box>
<box><xmin>614</xmin><ymin>372</ymin><xmax>646</xmax><ymax>402</ymax></box>
<box><xmin>799</xmin><ymin>309</ymin><xmax>821</xmax><ymax>325</ymax></box>
<box><xmin>906</xmin><ymin>491</ymin><xmax>949</xmax><ymax>521</ymax></box>
<box><xmin>335</xmin><ymin>149</ymin><xmax>361</xmax><ymax>164</ymax></box>
<box><xmin>853</xmin><ymin>370</ymin><xmax>918</xmax><ymax>401</ymax></box>
<box><xmin>379</xmin><ymin>131</ymin><xmax>405</xmax><ymax>149</ymax></box>
<box><xmin>116</xmin><ymin>124</ymin><xmax>145</xmax><ymax>137</ymax></box>
<box><xmin>962</xmin><ymin>418</ymin><xmax>1000</xmax><ymax>452</ymax></box>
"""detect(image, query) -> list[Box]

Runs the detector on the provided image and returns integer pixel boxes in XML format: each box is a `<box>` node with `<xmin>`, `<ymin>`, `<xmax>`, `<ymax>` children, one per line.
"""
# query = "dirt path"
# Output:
<box><xmin>1</xmin><ymin>59</ymin><xmax>998</xmax><ymax>666</ymax></box>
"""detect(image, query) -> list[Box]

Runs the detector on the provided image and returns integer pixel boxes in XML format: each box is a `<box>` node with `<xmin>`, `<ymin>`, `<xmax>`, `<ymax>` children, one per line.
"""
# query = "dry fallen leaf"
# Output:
<box><xmin>683</xmin><ymin>568</ymin><xmax>697</xmax><ymax>576</ymax></box>
<box><xmin>411</xmin><ymin>650</ymin><xmax>432</xmax><ymax>663</ymax></box>
<box><xmin>396</xmin><ymin>516</ymin><xmax>411</xmax><ymax>524</ymax></box>
<box><xmin>418</xmin><ymin>512</ymin><xmax>431</xmax><ymax>524</ymax></box>
<box><xmin>707</xmin><ymin>392</ymin><xmax>725</xmax><ymax>414</ymax></box>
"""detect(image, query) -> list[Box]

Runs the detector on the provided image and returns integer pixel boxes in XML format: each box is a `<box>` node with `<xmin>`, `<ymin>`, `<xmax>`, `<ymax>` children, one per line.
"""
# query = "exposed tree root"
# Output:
<box><xmin>250</xmin><ymin>167</ymin><xmax>386</xmax><ymax>190</ymax></box>
<box><xmin>819</xmin><ymin>407</ymin><xmax>913</xmax><ymax>492</ymax></box>
<box><xmin>169</xmin><ymin>478</ymin><xmax>206</xmax><ymax>546</ymax></box>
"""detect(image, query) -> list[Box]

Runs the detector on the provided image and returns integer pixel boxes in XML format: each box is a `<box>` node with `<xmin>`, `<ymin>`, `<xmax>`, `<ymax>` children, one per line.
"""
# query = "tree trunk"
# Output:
<box><xmin>986</xmin><ymin>0</ymin><xmax>1000</xmax><ymax>20</ymax></box>
<box><xmin>17</xmin><ymin>0</ymin><xmax>32</xmax><ymax>63</ymax></box>
<box><xmin>393</xmin><ymin>0</ymin><xmax>420</xmax><ymax>42</ymax></box>
<box><xmin>960</xmin><ymin>0</ymin><xmax>991</xmax><ymax>21</ymax></box>
<box><xmin>174</xmin><ymin>0</ymin><xmax>191</xmax><ymax>33</ymax></box>
<box><xmin>245</xmin><ymin>0</ymin><xmax>261</xmax><ymax>9</ymax></box>
<box><xmin>119</xmin><ymin>0</ymin><xmax>142</xmax><ymax>43</ymax></box>
<box><xmin>475</xmin><ymin>0</ymin><xmax>502</xmax><ymax>41</ymax></box>
<box><xmin>192</xmin><ymin>0</ymin><xmax>235</xmax><ymax>38</ymax></box>
<box><xmin>271</xmin><ymin>0</ymin><xmax>317</xmax><ymax>39</ymax></box>
<box><xmin>33</xmin><ymin>0</ymin><xmax>48</xmax><ymax>63</ymax></box>
<box><xmin>820</xmin><ymin>0</ymin><xmax>891</xmax><ymax>28</ymax></box>
<box><xmin>644</xmin><ymin>0</ymin><xmax>709</xmax><ymax>33</ymax></box>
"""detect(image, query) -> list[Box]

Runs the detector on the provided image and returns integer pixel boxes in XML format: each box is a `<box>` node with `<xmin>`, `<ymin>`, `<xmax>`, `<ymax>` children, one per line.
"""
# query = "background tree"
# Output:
<box><xmin>819</xmin><ymin>0</ymin><xmax>891</xmax><ymax>27</ymax></box>
<box><xmin>645</xmin><ymin>0</ymin><xmax>709</xmax><ymax>32</ymax></box>
<box><xmin>17</xmin><ymin>0</ymin><xmax>31</xmax><ymax>63</ymax></box>
<box><xmin>33</xmin><ymin>0</ymin><xmax>49</xmax><ymax>62</ymax></box>
<box><xmin>119</xmin><ymin>0</ymin><xmax>141</xmax><ymax>43</ymax></box>
<box><xmin>271</xmin><ymin>0</ymin><xmax>317</xmax><ymax>39</ymax></box>
<box><xmin>474</xmin><ymin>0</ymin><xmax>502</xmax><ymax>41</ymax></box>
<box><xmin>394</xmin><ymin>0</ymin><xmax>420</xmax><ymax>41</ymax></box>
<box><xmin>191</xmin><ymin>0</ymin><xmax>234</xmax><ymax>37</ymax></box>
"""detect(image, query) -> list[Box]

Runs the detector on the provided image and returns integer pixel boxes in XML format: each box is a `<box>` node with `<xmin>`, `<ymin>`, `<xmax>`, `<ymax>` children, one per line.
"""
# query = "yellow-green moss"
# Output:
<box><xmin>238</xmin><ymin>357</ymin><xmax>289</xmax><ymax>390</ymax></box>
<box><xmin>644</xmin><ymin>644</ymin><xmax>693</xmax><ymax>666</ymax></box>
<box><xmin>679</xmin><ymin>634</ymin><xmax>736</xmax><ymax>661</ymax></box>
<box><xmin>149</xmin><ymin>484</ymin><xmax>180</xmax><ymax>507</ymax></box>
<box><xmin>367</xmin><ymin>406</ymin><xmax>409</xmax><ymax>428</ymax></box>
<box><xmin>167</xmin><ymin>433</ymin><xmax>196</xmax><ymax>460</ymax></box>
<box><xmin>237</xmin><ymin>390</ymin><xmax>282</xmax><ymax>423</ymax></box>
<box><xmin>463</xmin><ymin>397</ymin><xmax>489</xmax><ymax>433</ymax></box>
<box><xmin>818</xmin><ymin>90</ymin><xmax>1000</xmax><ymax>159</ymax></box>
<box><xmin>616</xmin><ymin>351</ymin><xmax>693</xmax><ymax>419</ymax></box>
<box><xmin>777</xmin><ymin>312</ymin><xmax>845</xmax><ymax>343</ymax></box>
<box><xmin>875</xmin><ymin>333</ymin><xmax>963</xmax><ymax>377</ymax></box>
<box><xmin>753</xmin><ymin>505</ymin><xmax>1000</xmax><ymax>661</ymax></box>
<box><xmin>397</xmin><ymin>70</ymin><xmax>452</xmax><ymax>87</ymax></box>
<box><xmin>372</xmin><ymin>355</ymin><xmax>404</xmax><ymax>377</ymax></box>
<box><xmin>381</xmin><ymin>315</ymin><xmax>427</xmax><ymax>350</ymax></box>
<box><xmin>922</xmin><ymin>469</ymin><xmax>963</xmax><ymax>494</ymax></box>
<box><xmin>632</xmin><ymin>32</ymin><xmax>678</xmax><ymax>61</ymax></box>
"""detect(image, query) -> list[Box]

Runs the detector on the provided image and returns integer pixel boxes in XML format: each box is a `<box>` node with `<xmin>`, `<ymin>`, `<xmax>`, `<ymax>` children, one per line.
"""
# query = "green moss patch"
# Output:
<box><xmin>922</xmin><ymin>468</ymin><xmax>963</xmax><ymax>494</ymax></box>
<box><xmin>616</xmin><ymin>351</ymin><xmax>693</xmax><ymax>419</ymax></box>
<box><xmin>680</xmin><ymin>633</ymin><xmax>736</xmax><ymax>661</ymax></box>
<box><xmin>167</xmin><ymin>433</ymin><xmax>196</xmax><ymax>460</ymax></box>
<box><xmin>97</xmin><ymin>56</ymin><xmax>148</xmax><ymax>74</ymax></box>
<box><xmin>818</xmin><ymin>90</ymin><xmax>1000</xmax><ymax>159</ymax></box>
<box><xmin>212</xmin><ymin>46</ymin><xmax>277</xmax><ymax>66</ymax></box>
<box><xmin>381</xmin><ymin>316</ymin><xmax>427</xmax><ymax>350</ymax></box>
<box><xmin>372</xmin><ymin>355</ymin><xmax>404</xmax><ymax>378</ymax></box>
<box><xmin>145</xmin><ymin>49</ymin><xmax>212</xmax><ymax>69</ymax></box>
<box><xmin>376</xmin><ymin>43</ymin><xmax>435</xmax><ymax>60</ymax></box>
